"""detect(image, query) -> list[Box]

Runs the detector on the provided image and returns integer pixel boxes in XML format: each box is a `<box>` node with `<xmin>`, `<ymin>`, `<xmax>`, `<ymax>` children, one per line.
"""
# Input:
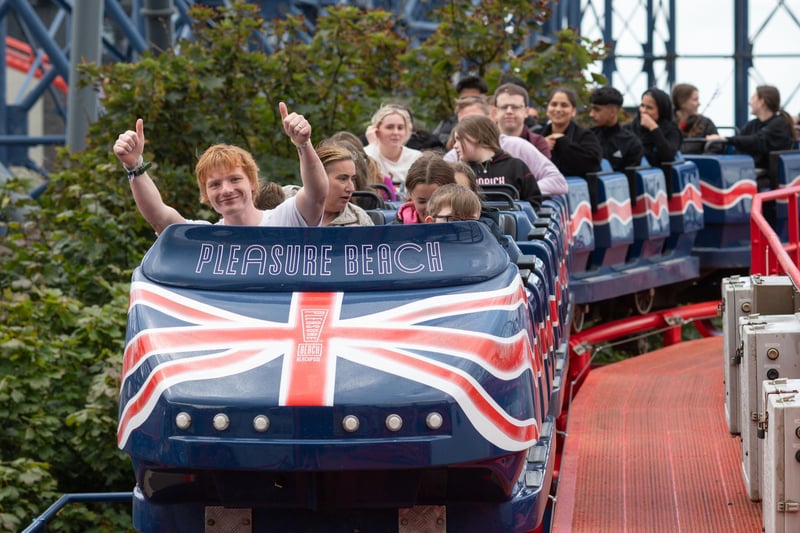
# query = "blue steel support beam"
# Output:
<box><xmin>666</xmin><ymin>0</ymin><xmax>676</xmax><ymax>88</ymax></box>
<box><xmin>642</xmin><ymin>0</ymin><xmax>655</xmax><ymax>88</ymax></box>
<box><xmin>66</xmin><ymin>0</ymin><xmax>103</xmax><ymax>152</ymax></box>
<box><xmin>602</xmin><ymin>0</ymin><xmax>615</xmax><ymax>85</ymax></box>
<box><xmin>734</xmin><ymin>0</ymin><xmax>751</xmax><ymax>128</ymax></box>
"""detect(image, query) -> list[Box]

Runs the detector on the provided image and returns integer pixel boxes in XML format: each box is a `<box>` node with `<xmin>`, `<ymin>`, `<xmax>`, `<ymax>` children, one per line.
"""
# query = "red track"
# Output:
<box><xmin>552</xmin><ymin>185</ymin><xmax>800</xmax><ymax>531</ymax></box>
<box><xmin>553</xmin><ymin>336</ymin><xmax>762</xmax><ymax>532</ymax></box>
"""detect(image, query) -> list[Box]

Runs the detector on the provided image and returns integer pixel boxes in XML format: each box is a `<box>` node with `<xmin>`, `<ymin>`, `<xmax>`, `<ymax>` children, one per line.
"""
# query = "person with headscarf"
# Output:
<box><xmin>627</xmin><ymin>87</ymin><xmax>683</xmax><ymax>166</ymax></box>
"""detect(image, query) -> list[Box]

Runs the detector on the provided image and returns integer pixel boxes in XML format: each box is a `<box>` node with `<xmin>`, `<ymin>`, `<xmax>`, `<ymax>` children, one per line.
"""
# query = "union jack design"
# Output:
<box><xmin>118</xmin><ymin>276</ymin><xmax>543</xmax><ymax>453</ymax></box>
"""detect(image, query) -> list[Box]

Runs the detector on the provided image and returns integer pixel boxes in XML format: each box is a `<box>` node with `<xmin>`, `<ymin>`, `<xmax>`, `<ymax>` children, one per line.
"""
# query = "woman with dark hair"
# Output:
<box><xmin>706</xmin><ymin>85</ymin><xmax>797</xmax><ymax>170</ymax></box>
<box><xmin>672</xmin><ymin>83</ymin><xmax>719</xmax><ymax>154</ymax></box>
<box><xmin>628</xmin><ymin>87</ymin><xmax>683</xmax><ymax>166</ymax></box>
<box><xmin>541</xmin><ymin>86</ymin><xmax>602</xmax><ymax>177</ymax></box>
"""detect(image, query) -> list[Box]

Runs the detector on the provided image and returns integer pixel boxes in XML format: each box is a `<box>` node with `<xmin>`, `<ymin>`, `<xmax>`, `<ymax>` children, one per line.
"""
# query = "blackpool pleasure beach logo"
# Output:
<box><xmin>298</xmin><ymin>309</ymin><xmax>328</xmax><ymax>362</ymax></box>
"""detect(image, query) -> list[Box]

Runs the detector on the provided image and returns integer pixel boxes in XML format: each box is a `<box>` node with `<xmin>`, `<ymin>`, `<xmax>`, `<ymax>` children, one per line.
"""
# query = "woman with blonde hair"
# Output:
<box><xmin>364</xmin><ymin>104</ymin><xmax>423</xmax><ymax>197</ymax></box>
<box><xmin>309</xmin><ymin>144</ymin><xmax>374</xmax><ymax>226</ymax></box>
<box><xmin>326</xmin><ymin>131</ymin><xmax>396</xmax><ymax>200</ymax></box>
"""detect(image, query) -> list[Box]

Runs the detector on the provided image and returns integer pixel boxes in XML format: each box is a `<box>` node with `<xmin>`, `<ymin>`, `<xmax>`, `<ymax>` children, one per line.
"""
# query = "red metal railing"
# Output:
<box><xmin>5</xmin><ymin>36</ymin><xmax>68</xmax><ymax>94</ymax></box>
<box><xmin>750</xmin><ymin>185</ymin><xmax>800</xmax><ymax>284</ymax></box>
<box><xmin>565</xmin><ymin>300</ymin><xmax>721</xmax><ymax>397</ymax></box>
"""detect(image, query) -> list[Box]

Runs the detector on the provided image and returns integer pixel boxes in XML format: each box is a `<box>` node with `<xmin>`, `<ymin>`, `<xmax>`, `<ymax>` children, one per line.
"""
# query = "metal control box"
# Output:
<box><xmin>751</xmin><ymin>275</ymin><xmax>797</xmax><ymax>317</ymax></box>
<box><xmin>722</xmin><ymin>275</ymin><xmax>796</xmax><ymax>435</ymax></box>
<box><xmin>761</xmin><ymin>379</ymin><xmax>800</xmax><ymax>533</ymax></box>
<box><xmin>722</xmin><ymin>275</ymin><xmax>753</xmax><ymax>434</ymax></box>
<box><xmin>740</xmin><ymin>313</ymin><xmax>800</xmax><ymax>501</ymax></box>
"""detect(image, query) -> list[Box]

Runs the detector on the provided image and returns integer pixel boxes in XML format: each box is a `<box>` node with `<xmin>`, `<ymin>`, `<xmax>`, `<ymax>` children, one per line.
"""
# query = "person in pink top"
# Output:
<box><xmin>394</xmin><ymin>152</ymin><xmax>456</xmax><ymax>224</ymax></box>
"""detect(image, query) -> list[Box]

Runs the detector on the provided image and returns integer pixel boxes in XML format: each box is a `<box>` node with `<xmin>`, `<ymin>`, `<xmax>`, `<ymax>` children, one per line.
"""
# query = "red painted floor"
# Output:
<box><xmin>552</xmin><ymin>336</ymin><xmax>762</xmax><ymax>532</ymax></box>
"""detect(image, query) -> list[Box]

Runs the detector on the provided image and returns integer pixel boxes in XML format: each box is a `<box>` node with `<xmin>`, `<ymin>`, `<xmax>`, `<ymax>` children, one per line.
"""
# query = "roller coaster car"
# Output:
<box><xmin>565</xmin><ymin>166</ymin><xmax>699</xmax><ymax>308</ymax></box>
<box><xmin>118</xmin><ymin>222</ymin><xmax>556</xmax><ymax>533</ymax></box>
<box><xmin>685</xmin><ymin>154</ymin><xmax>757</xmax><ymax>269</ymax></box>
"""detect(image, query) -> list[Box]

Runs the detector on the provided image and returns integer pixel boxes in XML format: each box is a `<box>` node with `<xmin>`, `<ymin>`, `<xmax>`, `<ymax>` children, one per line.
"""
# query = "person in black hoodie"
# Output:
<box><xmin>541</xmin><ymin>86</ymin><xmax>603</xmax><ymax>177</ymax></box>
<box><xmin>588</xmin><ymin>86</ymin><xmax>644</xmax><ymax>172</ymax></box>
<box><xmin>452</xmin><ymin>115</ymin><xmax>543</xmax><ymax>208</ymax></box>
<box><xmin>672</xmin><ymin>83</ymin><xmax>720</xmax><ymax>154</ymax></box>
<box><xmin>706</xmin><ymin>85</ymin><xmax>797</xmax><ymax>170</ymax></box>
<box><xmin>627</xmin><ymin>87</ymin><xmax>683</xmax><ymax>166</ymax></box>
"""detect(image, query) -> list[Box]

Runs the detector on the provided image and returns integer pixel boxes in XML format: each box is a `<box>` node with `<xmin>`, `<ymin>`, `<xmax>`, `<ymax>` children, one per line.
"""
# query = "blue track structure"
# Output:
<box><xmin>2</xmin><ymin>0</ymin><xmax>800</xmax><ymax>173</ymax></box>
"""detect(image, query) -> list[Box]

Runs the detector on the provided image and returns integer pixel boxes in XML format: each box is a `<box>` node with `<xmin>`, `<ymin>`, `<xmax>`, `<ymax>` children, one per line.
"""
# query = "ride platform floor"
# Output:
<box><xmin>552</xmin><ymin>336</ymin><xmax>762</xmax><ymax>532</ymax></box>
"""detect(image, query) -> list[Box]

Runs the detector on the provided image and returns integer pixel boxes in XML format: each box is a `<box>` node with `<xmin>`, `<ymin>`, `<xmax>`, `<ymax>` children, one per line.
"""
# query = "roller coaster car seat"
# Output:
<box><xmin>565</xmin><ymin>177</ymin><xmax>595</xmax><ymax>274</ymax></box>
<box><xmin>480</xmin><ymin>183</ymin><xmax>520</xmax><ymax>200</ymax></box>
<box><xmin>351</xmin><ymin>190</ymin><xmax>386</xmax><ymax>210</ymax></box>
<box><xmin>768</xmin><ymin>149</ymin><xmax>800</xmax><ymax>236</ymax></box>
<box><xmin>660</xmin><ymin>160</ymin><xmax>704</xmax><ymax>255</ymax></box>
<box><xmin>622</xmin><ymin>165</ymin><xmax>670</xmax><ymax>259</ymax></box>
<box><xmin>366</xmin><ymin>210</ymin><xmax>385</xmax><ymax>225</ymax></box>
<box><xmin>583</xmin><ymin>170</ymin><xmax>634</xmax><ymax>269</ymax></box>
<box><xmin>769</xmin><ymin>150</ymin><xmax>800</xmax><ymax>189</ymax></box>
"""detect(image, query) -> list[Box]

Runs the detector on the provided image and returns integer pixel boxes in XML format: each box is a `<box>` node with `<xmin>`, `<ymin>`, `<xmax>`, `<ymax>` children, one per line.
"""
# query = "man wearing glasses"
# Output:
<box><xmin>493</xmin><ymin>83</ymin><xmax>552</xmax><ymax>159</ymax></box>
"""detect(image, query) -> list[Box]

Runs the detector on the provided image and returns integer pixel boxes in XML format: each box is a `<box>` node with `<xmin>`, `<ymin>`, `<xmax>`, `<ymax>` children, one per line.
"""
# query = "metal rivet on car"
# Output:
<box><xmin>342</xmin><ymin>415</ymin><xmax>360</xmax><ymax>433</ymax></box>
<box><xmin>175</xmin><ymin>412</ymin><xmax>192</xmax><ymax>430</ymax></box>
<box><xmin>213</xmin><ymin>413</ymin><xmax>230</xmax><ymax>431</ymax></box>
<box><xmin>253</xmin><ymin>415</ymin><xmax>270</xmax><ymax>432</ymax></box>
<box><xmin>385</xmin><ymin>414</ymin><xmax>403</xmax><ymax>432</ymax></box>
<box><xmin>426</xmin><ymin>412</ymin><xmax>443</xmax><ymax>430</ymax></box>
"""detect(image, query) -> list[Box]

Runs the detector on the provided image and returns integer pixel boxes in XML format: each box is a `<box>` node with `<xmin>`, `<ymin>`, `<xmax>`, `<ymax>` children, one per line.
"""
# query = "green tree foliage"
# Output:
<box><xmin>0</xmin><ymin>1</ymin><xmax>605</xmax><ymax>529</ymax></box>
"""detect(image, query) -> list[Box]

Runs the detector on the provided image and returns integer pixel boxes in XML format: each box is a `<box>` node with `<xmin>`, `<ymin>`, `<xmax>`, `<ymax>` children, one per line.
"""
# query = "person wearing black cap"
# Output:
<box><xmin>588</xmin><ymin>86</ymin><xmax>644</xmax><ymax>172</ymax></box>
<box><xmin>432</xmin><ymin>75</ymin><xmax>490</xmax><ymax>147</ymax></box>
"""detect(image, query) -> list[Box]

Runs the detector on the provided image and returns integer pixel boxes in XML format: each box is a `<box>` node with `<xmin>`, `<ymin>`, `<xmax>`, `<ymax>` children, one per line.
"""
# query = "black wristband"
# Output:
<box><xmin>127</xmin><ymin>161</ymin><xmax>152</xmax><ymax>181</ymax></box>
